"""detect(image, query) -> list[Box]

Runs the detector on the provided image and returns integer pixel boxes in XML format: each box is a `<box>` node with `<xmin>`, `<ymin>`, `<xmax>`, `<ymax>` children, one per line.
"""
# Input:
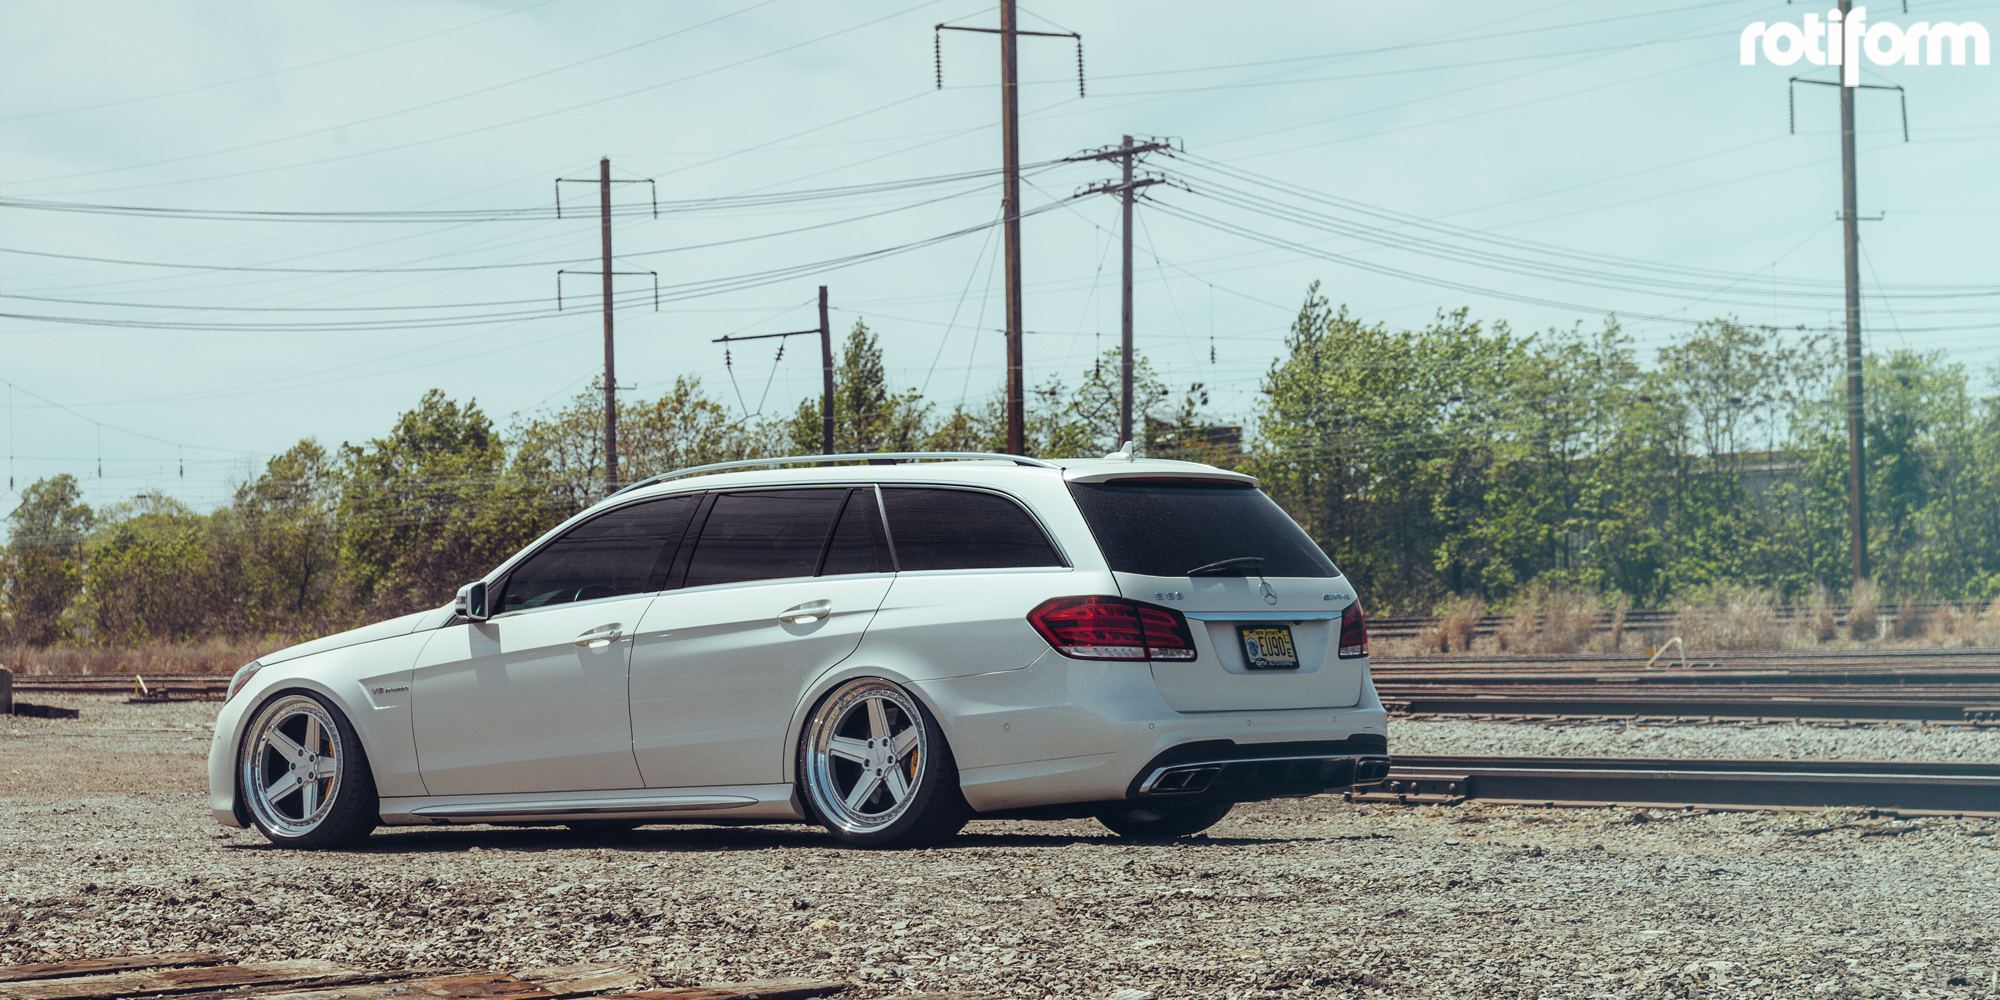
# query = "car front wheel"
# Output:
<box><xmin>798</xmin><ymin>678</ymin><xmax>968</xmax><ymax>848</ymax></box>
<box><xmin>1096</xmin><ymin>801</ymin><xmax>1233</xmax><ymax>839</ymax></box>
<box><xmin>239</xmin><ymin>691</ymin><xmax>378</xmax><ymax>849</ymax></box>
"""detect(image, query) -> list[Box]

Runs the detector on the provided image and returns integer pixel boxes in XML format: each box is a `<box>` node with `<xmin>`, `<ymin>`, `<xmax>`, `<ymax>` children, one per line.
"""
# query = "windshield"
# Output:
<box><xmin>1066</xmin><ymin>479</ymin><xmax>1339</xmax><ymax>579</ymax></box>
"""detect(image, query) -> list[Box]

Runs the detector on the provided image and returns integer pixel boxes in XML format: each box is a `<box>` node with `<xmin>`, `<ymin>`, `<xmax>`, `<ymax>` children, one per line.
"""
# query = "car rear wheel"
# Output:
<box><xmin>239</xmin><ymin>691</ymin><xmax>378</xmax><ymax>849</ymax></box>
<box><xmin>1096</xmin><ymin>801</ymin><xmax>1233</xmax><ymax>839</ymax></box>
<box><xmin>799</xmin><ymin>678</ymin><xmax>968</xmax><ymax>848</ymax></box>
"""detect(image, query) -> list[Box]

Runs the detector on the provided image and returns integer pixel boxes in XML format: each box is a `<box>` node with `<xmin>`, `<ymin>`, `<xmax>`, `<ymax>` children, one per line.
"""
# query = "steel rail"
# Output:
<box><xmin>1353</xmin><ymin>754</ymin><xmax>2000</xmax><ymax>817</ymax></box>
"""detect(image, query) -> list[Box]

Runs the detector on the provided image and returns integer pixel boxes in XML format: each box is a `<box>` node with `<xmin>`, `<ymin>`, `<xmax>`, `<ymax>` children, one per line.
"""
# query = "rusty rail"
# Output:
<box><xmin>1352</xmin><ymin>754</ymin><xmax>2000</xmax><ymax>817</ymax></box>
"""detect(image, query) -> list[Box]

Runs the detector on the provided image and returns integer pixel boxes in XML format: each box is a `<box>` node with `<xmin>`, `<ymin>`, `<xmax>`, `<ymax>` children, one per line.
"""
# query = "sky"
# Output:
<box><xmin>2</xmin><ymin>0</ymin><xmax>1996</xmax><ymax>520</ymax></box>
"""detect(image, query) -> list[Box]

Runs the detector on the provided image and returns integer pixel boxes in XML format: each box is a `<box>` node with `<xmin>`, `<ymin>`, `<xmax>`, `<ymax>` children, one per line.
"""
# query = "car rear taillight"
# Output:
<box><xmin>1135</xmin><ymin>602</ymin><xmax>1197</xmax><ymax>660</ymax></box>
<box><xmin>1028</xmin><ymin>596</ymin><xmax>1198</xmax><ymax>662</ymax></box>
<box><xmin>1338</xmin><ymin>600</ymin><xmax>1369</xmax><ymax>659</ymax></box>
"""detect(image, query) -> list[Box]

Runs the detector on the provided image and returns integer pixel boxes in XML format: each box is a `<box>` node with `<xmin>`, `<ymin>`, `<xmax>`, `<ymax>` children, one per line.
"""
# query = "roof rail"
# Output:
<box><xmin>604</xmin><ymin>451</ymin><xmax>1061</xmax><ymax>500</ymax></box>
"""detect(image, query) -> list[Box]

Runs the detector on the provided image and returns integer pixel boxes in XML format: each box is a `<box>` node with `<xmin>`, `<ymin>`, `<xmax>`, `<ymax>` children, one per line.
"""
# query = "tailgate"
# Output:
<box><xmin>1117</xmin><ymin>571</ymin><xmax>1364</xmax><ymax>712</ymax></box>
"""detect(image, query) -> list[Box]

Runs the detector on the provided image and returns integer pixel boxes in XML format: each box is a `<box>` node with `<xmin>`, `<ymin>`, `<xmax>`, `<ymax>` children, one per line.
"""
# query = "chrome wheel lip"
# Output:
<box><xmin>240</xmin><ymin>694</ymin><xmax>344</xmax><ymax>840</ymax></box>
<box><xmin>803</xmin><ymin>680</ymin><xmax>927</xmax><ymax>835</ymax></box>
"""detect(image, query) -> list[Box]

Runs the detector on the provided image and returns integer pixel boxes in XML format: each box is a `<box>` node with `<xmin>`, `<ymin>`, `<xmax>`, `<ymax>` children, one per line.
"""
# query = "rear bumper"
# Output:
<box><xmin>920</xmin><ymin>658</ymin><xmax>1391</xmax><ymax>813</ymax></box>
<box><xmin>1129</xmin><ymin>738</ymin><xmax>1391</xmax><ymax>802</ymax></box>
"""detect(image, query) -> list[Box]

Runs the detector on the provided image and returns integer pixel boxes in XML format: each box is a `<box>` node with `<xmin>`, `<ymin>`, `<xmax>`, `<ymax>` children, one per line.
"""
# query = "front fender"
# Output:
<box><xmin>207</xmin><ymin>629</ymin><xmax>436</xmax><ymax>827</ymax></box>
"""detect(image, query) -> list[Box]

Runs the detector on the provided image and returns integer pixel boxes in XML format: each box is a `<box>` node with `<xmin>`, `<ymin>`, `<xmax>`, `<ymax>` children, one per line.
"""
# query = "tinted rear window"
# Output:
<box><xmin>882</xmin><ymin>487</ymin><xmax>1064</xmax><ymax>571</ymax></box>
<box><xmin>1066</xmin><ymin>480</ymin><xmax>1338</xmax><ymax>578</ymax></box>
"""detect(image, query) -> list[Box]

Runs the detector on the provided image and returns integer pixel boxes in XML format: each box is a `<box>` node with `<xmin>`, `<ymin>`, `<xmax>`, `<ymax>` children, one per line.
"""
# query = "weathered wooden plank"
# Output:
<box><xmin>601</xmin><ymin>979</ymin><xmax>847</xmax><ymax>1000</ymax></box>
<box><xmin>221</xmin><ymin>972</ymin><xmax>553</xmax><ymax>1000</ymax></box>
<box><xmin>165</xmin><ymin>968</ymin><xmax>452</xmax><ymax>1000</ymax></box>
<box><xmin>0</xmin><ymin>955</ymin><xmax>231</xmax><ymax>984</ymax></box>
<box><xmin>513</xmin><ymin>964</ymin><xmax>646</xmax><ymax>998</ymax></box>
<box><xmin>595</xmin><ymin>991</ymin><xmax>744</xmax><ymax>1000</ymax></box>
<box><xmin>0</xmin><ymin>960</ymin><xmax>354</xmax><ymax>1000</ymax></box>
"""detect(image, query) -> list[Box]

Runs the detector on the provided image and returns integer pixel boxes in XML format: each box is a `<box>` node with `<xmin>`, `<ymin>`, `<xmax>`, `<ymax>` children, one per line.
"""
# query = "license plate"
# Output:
<box><xmin>1237</xmin><ymin>625</ymin><xmax>1300</xmax><ymax>670</ymax></box>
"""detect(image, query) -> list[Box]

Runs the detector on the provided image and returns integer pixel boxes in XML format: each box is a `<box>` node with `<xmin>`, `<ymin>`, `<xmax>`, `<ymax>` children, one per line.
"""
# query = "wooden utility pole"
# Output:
<box><xmin>599</xmin><ymin>157</ymin><xmax>618</xmax><ymax>493</ymax></box>
<box><xmin>1785</xmin><ymin>4</ymin><xmax>1910</xmax><ymax>589</ymax></box>
<box><xmin>819</xmin><ymin>285</ymin><xmax>835</xmax><ymax>455</ymax></box>
<box><xmin>1075</xmin><ymin>137</ymin><xmax>1172</xmax><ymax>444</ymax></box>
<box><xmin>999</xmin><ymin>0</ymin><xmax>1024</xmax><ymax>455</ymax></box>
<box><xmin>555</xmin><ymin>161</ymin><xmax>656</xmax><ymax>494</ymax></box>
<box><xmin>936</xmin><ymin>11</ymin><xmax>1083</xmax><ymax>455</ymax></box>
<box><xmin>1837</xmin><ymin>0</ymin><xmax>1868</xmax><ymax>588</ymax></box>
<box><xmin>711</xmin><ymin>292</ymin><xmax>834</xmax><ymax>452</ymax></box>
<box><xmin>1118</xmin><ymin>134</ymin><xmax>1134</xmax><ymax>444</ymax></box>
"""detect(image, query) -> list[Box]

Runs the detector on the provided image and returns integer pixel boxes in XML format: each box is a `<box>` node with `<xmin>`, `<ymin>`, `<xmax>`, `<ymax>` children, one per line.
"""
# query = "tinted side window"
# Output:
<box><xmin>882</xmin><ymin>487</ymin><xmax>1063</xmax><ymax>571</ymax></box>
<box><xmin>683</xmin><ymin>489</ymin><xmax>847</xmax><ymax>588</ymax></box>
<box><xmin>498</xmin><ymin>496</ymin><xmax>693</xmax><ymax>613</ymax></box>
<box><xmin>821</xmin><ymin>488</ymin><xmax>894</xmax><ymax>576</ymax></box>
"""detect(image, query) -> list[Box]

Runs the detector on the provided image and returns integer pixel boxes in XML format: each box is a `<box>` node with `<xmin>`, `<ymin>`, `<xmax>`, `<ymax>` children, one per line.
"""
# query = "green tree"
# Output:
<box><xmin>6</xmin><ymin>473</ymin><xmax>95</xmax><ymax>555</ymax></box>
<box><xmin>340</xmin><ymin>390</ymin><xmax>554</xmax><ymax>614</ymax></box>
<box><xmin>786</xmin><ymin>320</ymin><xmax>932</xmax><ymax>455</ymax></box>
<box><xmin>83</xmin><ymin>495</ymin><xmax>232</xmax><ymax>644</ymax></box>
<box><xmin>515</xmin><ymin>375</ymin><xmax>776</xmax><ymax>507</ymax></box>
<box><xmin>2</xmin><ymin>475</ymin><xmax>97</xmax><ymax>645</ymax></box>
<box><xmin>226</xmin><ymin>440</ymin><xmax>343</xmax><ymax>624</ymax></box>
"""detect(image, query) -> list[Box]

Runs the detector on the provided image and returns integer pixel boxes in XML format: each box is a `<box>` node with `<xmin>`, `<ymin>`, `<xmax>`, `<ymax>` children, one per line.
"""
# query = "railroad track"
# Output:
<box><xmin>1369</xmin><ymin>600</ymin><xmax>1981</xmax><ymax>640</ymax></box>
<box><xmin>7</xmin><ymin>674</ymin><xmax>227</xmax><ymax>699</ymax></box>
<box><xmin>1373</xmin><ymin>648</ymin><xmax>2000</xmax><ymax>722</ymax></box>
<box><xmin>1352</xmin><ymin>754</ymin><xmax>2000</xmax><ymax>818</ymax></box>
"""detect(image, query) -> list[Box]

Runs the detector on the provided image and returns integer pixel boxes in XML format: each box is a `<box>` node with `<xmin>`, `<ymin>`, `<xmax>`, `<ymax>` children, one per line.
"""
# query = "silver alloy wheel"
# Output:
<box><xmin>803</xmin><ymin>680</ymin><xmax>928</xmax><ymax>835</ymax></box>
<box><xmin>240</xmin><ymin>694</ymin><xmax>345</xmax><ymax>839</ymax></box>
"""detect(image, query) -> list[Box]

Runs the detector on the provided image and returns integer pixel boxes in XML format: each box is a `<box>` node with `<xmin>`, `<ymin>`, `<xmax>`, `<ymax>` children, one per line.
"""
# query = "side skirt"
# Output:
<box><xmin>379</xmin><ymin>783</ymin><xmax>805</xmax><ymax>825</ymax></box>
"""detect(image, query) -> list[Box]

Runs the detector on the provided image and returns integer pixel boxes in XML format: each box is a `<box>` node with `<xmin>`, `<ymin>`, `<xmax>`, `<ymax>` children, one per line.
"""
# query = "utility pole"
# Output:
<box><xmin>937</xmin><ymin>10</ymin><xmax>1083</xmax><ymax>455</ymax></box>
<box><xmin>556</xmin><ymin>159</ymin><xmax>656</xmax><ymax>494</ymax></box>
<box><xmin>1785</xmin><ymin>7</ymin><xmax>1910</xmax><ymax>589</ymax></box>
<box><xmin>599</xmin><ymin>158</ymin><xmax>618</xmax><ymax>492</ymax></box>
<box><xmin>1074</xmin><ymin>136</ymin><xmax>1174</xmax><ymax>444</ymax></box>
<box><xmin>1118</xmin><ymin>135</ymin><xmax>1134</xmax><ymax>445</ymax></box>
<box><xmin>712</xmin><ymin>290</ymin><xmax>836</xmax><ymax>454</ymax></box>
<box><xmin>1838</xmin><ymin>15</ymin><xmax>1868</xmax><ymax>590</ymax></box>
<box><xmin>819</xmin><ymin>285</ymin><xmax>834</xmax><ymax>455</ymax></box>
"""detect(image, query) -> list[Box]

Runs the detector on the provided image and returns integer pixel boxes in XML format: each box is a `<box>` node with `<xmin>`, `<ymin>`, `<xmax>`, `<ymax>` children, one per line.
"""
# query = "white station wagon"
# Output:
<box><xmin>210</xmin><ymin>452</ymin><xmax>1390</xmax><ymax>849</ymax></box>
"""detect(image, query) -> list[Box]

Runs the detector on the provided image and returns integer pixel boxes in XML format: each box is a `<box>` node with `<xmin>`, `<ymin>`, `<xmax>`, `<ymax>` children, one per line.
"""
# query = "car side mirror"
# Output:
<box><xmin>454</xmin><ymin>581</ymin><xmax>491</xmax><ymax>621</ymax></box>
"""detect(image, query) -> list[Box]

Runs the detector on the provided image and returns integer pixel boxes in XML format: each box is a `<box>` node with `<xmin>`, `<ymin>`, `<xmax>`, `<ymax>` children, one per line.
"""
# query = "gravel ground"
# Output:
<box><xmin>1393</xmin><ymin>716</ymin><xmax>2000</xmax><ymax>762</ymax></box>
<box><xmin>5</xmin><ymin>700</ymin><xmax>2000</xmax><ymax>999</ymax></box>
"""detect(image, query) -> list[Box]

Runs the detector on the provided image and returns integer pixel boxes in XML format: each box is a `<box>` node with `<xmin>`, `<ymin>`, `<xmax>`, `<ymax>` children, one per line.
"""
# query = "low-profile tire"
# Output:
<box><xmin>238</xmin><ymin>690</ymin><xmax>378</xmax><ymax>850</ymax></box>
<box><xmin>798</xmin><ymin>678</ymin><xmax>969</xmax><ymax>848</ymax></box>
<box><xmin>1095</xmin><ymin>801</ymin><xmax>1234</xmax><ymax>839</ymax></box>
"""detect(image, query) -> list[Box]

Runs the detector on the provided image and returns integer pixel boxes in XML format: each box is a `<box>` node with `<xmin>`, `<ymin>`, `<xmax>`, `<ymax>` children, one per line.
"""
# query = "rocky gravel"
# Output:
<box><xmin>1393</xmin><ymin>716</ymin><xmax>2000</xmax><ymax>762</ymax></box>
<box><xmin>4</xmin><ymin>701</ymin><xmax>2000</xmax><ymax>999</ymax></box>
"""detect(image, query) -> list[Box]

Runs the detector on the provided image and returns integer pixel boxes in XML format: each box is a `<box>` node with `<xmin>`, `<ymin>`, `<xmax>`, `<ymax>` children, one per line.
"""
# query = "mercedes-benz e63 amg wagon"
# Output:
<box><xmin>210</xmin><ymin>452</ymin><xmax>1390</xmax><ymax>849</ymax></box>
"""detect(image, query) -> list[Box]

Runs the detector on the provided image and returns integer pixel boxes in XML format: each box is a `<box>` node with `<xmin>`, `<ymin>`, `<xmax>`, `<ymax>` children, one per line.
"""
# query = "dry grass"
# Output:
<box><xmin>1</xmin><ymin>638</ymin><xmax>295</xmax><ymax>676</ymax></box>
<box><xmin>1412</xmin><ymin>596</ymin><xmax>1483</xmax><ymax>653</ymax></box>
<box><xmin>1916</xmin><ymin>600</ymin><xmax>2000</xmax><ymax>647</ymax></box>
<box><xmin>1847</xmin><ymin>579</ymin><xmax>1881</xmax><ymax>641</ymax></box>
<box><xmin>1605</xmin><ymin>593</ymin><xmax>1631</xmax><ymax>652</ymax></box>
<box><xmin>1676</xmin><ymin>585</ymin><xmax>1782</xmax><ymax>652</ymax></box>
<box><xmin>1495</xmin><ymin>588</ymin><xmax>1597</xmax><ymax>655</ymax></box>
<box><xmin>1891</xmin><ymin>595</ymin><xmax>1931</xmax><ymax>641</ymax></box>
<box><xmin>1805</xmin><ymin>584</ymin><xmax>1839</xmax><ymax>643</ymax></box>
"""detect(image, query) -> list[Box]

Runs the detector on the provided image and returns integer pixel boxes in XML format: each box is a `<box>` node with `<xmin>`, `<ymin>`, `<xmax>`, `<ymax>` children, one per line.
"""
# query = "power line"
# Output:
<box><xmin>0</xmin><ymin>0</ymin><xmax>567</xmax><ymax>124</ymax></box>
<box><xmin>23</xmin><ymin>0</ymin><xmax>945</xmax><ymax>198</ymax></box>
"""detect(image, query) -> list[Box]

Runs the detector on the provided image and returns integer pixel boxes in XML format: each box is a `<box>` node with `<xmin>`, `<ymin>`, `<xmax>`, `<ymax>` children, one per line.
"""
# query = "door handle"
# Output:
<box><xmin>573</xmin><ymin>624</ymin><xmax>624</xmax><ymax>648</ymax></box>
<box><xmin>777</xmin><ymin>600</ymin><xmax>833</xmax><ymax>624</ymax></box>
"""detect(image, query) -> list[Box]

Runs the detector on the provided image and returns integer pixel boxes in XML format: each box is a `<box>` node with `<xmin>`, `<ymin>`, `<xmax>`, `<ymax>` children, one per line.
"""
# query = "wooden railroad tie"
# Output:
<box><xmin>0</xmin><ymin>955</ymin><xmax>852</xmax><ymax>1000</ymax></box>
